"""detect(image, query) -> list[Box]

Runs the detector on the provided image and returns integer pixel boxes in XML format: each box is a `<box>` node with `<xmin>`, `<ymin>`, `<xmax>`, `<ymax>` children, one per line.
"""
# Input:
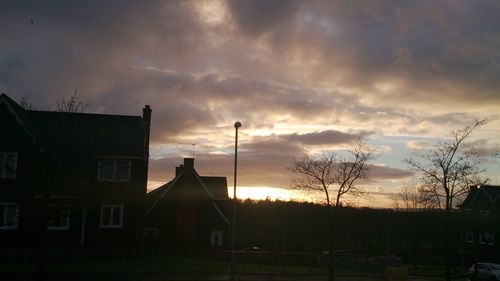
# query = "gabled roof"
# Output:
<box><xmin>201</xmin><ymin>176</ymin><xmax>229</xmax><ymax>199</ymax></box>
<box><xmin>145</xmin><ymin>160</ymin><xmax>230</xmax><ymax>226</ymax></box>
<box><xmin>145</xmin><ymin>170</ymin><xmax>184</xmax><ymax>215</ymax></box>
<box><xmin>0</xmin><ymin>93</ymin><xmax>41</xmax><ymax>148</ymax></box>
<box><xmin>461</xmin><ymin>185</ymin><xmax>500</xmax><ymax>208</ymax></box>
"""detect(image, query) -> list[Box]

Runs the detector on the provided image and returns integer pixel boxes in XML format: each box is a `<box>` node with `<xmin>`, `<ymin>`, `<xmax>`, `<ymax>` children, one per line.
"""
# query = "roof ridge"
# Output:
<box><xmin>0</xmin><ymin>93</ymin><xmax>42</xmax><ymax>150</ymax></box>
<box><xmin>28</xmin><ymin>110</ymin><xmax>142</xmax><ymax>119</ymax></box>
<box><xmin>145</xmin><ymin>170</ymin><xmax>184</xmax><ymax>216</ymax></box>
<box><xmin>195</xmin><ymin>172</ymin><xmax>230</xmax><ymax>226</ymax></box>
<box><xmin>481</xmin><ymin>188</ymin><xmax>494</xmax><ymax>202</ymax></box>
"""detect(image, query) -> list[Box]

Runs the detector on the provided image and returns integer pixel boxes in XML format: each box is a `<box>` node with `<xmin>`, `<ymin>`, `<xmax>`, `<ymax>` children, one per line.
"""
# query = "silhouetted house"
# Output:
<box><xmin>145</xmin><ymin>158</ymin><xmax>230</xmax><ymax>250</ymax></box>
<box><xmin>461</xmin><ymin>185</ymin><xmax>500</xmax><ymax>263</ymax></box>
<box><xmin>0</xmin><ymin>93</ymin><xmax>151</xmax><ymax>250</ymax></box>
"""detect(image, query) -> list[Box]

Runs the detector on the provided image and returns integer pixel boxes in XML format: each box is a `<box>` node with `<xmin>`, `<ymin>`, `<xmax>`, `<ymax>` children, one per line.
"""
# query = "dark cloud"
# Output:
<box><xmin>368</xmin><ymin>165</ymin><xmax>414</xmax><ymax>180</ymax></box>
<box><xmin>465</xmin><ymin>139</ymin><xmax>500</xmax><ymax>159</ymax></box>
<box><xmin>225</xmin><ymin>0</ymin><xmax>500</xmax><ymax>107</ymax></box>
<box><xmin>148</xmin><ymin>133</ymin><xmax>308</xmax><ymax>188</ymax></box>
<box><xmin>428</xmin><ymin>113</ymin><xmax>481</xmax><ymax>126</ymax></box>
<box><xmin>0</xmin><ymin>0</ymin><xmax>204</xmax><ymax>102</ymax></box>
<box><xmin>84</xmin><ymin>67</ymin><xmax>354</xmax><ymax>142</ymax></box>
<box><xmin>281</xmin><ymin>130</ymin><xmax>371</xmax><ymax>146</ymax></box>
<box><xmin>228</xmin><ymin>0</ymin><xmax>299</xmax><ymax>36</ymax></box>
<box><xmin>149</xmin><ymin>132</ymin><xmax>412</xmax><ymax>190</ymax></box>
<box><xmin>1</xmin><ymin>0</ymin><xmax>499</xmax><ymax>204</ymax></box>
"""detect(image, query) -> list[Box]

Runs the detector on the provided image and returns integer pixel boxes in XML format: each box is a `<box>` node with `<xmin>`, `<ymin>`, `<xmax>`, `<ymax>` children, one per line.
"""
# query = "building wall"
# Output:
<box><xmin>0</xmin><ymin>103</ymin><xmax>148</xmax><ymax>250</ymax></box>
<box><xmin>462</xmin><ymin>192</ymin><xmax>500</xmax><ymax>264</ymax></box>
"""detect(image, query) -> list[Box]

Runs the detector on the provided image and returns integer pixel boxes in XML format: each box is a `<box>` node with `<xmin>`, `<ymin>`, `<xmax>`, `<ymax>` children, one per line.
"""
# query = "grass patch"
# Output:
<box><xmin>0</xmin><ymin>261</ymin><xmax>135</xmax><ymax>273</ymax></box>
<box><xmin>148</xmin><ymin>256</ymin><xmax>229</xmax><ymax>273</ymax></box>
<box><xmin>0</xmin><ymin>255</ymin><xmax>389</xmax><ymax>276</ymax></box>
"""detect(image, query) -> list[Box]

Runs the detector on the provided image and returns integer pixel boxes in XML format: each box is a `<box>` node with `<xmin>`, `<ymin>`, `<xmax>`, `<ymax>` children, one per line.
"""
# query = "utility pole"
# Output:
<box><xmin>230</xmin><ymin>121</ymin><xmax>241</xmax><ymax>281</ymax></box>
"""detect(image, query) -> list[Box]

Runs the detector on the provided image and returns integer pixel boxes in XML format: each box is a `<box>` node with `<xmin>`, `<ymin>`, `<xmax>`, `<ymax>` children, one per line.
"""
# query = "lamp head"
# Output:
<box><xmin>234</xmin><ymin>121</ymin><xmax>242</xmax><ymax>128</ymax></box>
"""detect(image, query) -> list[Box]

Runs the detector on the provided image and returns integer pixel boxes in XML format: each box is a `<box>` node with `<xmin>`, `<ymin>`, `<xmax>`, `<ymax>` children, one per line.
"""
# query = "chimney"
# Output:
<box><xmin>183</xmin><ymin>158</ymin><xmax>195</xmax><ymax>191</ymax></box>
<box><xmin>469</xmin><ymin>185</ymin><xmax>480</xmax><ymax>192</ymax></box>
<box><xmin>175</xmin><ymin>158</ymin><xmax>195</xmax><ymax>177</ymax></box>
<box><xmin>176</xmin><ymin>164</ymin><xmax>184</xmax><ymax>177</ymax></box>
<box><xmin>142</xmin><ymin>105</ymin><xmax>152</xmax><ymax>158</ymax></box>
<box><xmin>184</xmin><ymin>158</ymin><xmax>194</xmax><ymax>173</ymax></box>
<box><xmin>143</xmin><ymin>105</ymin><xmax>152</xmax><ymax>122</ymax></box>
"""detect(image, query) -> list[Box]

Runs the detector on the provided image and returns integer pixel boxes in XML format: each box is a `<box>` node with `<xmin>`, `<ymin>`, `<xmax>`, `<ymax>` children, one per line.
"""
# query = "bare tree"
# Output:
<box><xmin>18</xmin><ymin>95</ymin><xmax>36</xmax><ymax>110</ymax></box>
<box><xmin>55</xmin><ymin>88</ymin><xmax>88</xmax><ymax>113</ymax></box>
<box><xmin>405</xmin><ymin>119</ymin><xmax>487</xmax><ymax>212</ymax></box>
<box><xmin>17</xmin><ymin>95</ymin><xmax>51</xmax><ymax>111</ymax></box>
<box><xmin>392</xmin><ymin>183</ymin><xmax>439</xmax><ymax>212</ymax></box>
<box><xmin>288</xmin><ymin>139</ymin><xmax>377</xmax><ymax>281</ymax></box>
<box><xmin>289</xmin><ymin>140</ymin><xmax>376</xmax><ymax>208</ymax></box>
<box><xmin>392</xmin><ymin>183</ymin><xmax>438</xmax><ymax>269</ymax></box>
<box><xmin>16</xmin><ymin>89</ymin><xmax>87</xmax><ymax>112</ymax></box>
<box><xmin>405</xmin><ymin>119</ymin><xmax>488</xmax><ymax>281</ymax></box>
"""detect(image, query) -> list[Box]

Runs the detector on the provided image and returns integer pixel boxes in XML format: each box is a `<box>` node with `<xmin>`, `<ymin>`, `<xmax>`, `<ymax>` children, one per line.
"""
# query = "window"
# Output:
<box><xmin>479</xmin><ymin>232</ymin><xmax>495</xmax><ymax>245</ymax></box>
<box><xmin>47</xmin><ymin>204</ymin><xmax>70</xmax><ymax>230</ymax></box>
<box><xmin>466</xmin><ymin>231</ymin><xmax>474</xmax><ymax>243</ymax></box>
<box><xmin>97</xmin><ymin>160</ymin><xmax>131</xmax><ymax>182</ymax></box>
<box><xmin>463</xmin><ymin>209</ymin><xmax>472</xmax><ymax>217</ymax></box>
<box><xmin>480</xmin><ymin>210</ymin><xmax>490</xmax><ymax>221</ymax></box>
<box><xmin>100</xmin><ymin>204</ymin><xmax>123</xmax><ymax>228</ymax></box>
<box><xmin>210</xmin><ymin>230</ymin><xmax>223</xmax><ymax>247</ymax></box>
<box><xmin>0</xmin><ymin>152</ymin><xmax>17</xmax><ymax>179</ymax></box>
<box><xmin>0</xmin><ymin>203</ymin><xmax>19</xmax><ymax>230</ymax></box>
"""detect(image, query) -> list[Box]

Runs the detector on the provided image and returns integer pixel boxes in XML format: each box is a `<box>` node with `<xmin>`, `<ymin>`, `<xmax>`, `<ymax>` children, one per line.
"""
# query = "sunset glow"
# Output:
<box><xmin>230</xmin><ymin>186</ymin><xmax>294</xmax><ymax>201</ymax></box>
<box><xmin>2</xmin><ymin>1</ymin><xmax>500</xmax><ymax>207</ymax></box>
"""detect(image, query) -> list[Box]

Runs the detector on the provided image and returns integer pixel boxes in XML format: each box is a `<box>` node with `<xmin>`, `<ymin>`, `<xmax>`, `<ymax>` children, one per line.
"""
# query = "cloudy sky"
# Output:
<box><xmin>2</xmin><ymin>0</ymin><xmax>500</xmax><ymax>207</ymax></box>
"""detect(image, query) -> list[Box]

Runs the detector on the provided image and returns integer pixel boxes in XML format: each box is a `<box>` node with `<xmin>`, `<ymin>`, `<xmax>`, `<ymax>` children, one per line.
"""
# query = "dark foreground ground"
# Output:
<box><xmin>0</xmin><ymin>255</ymin><xmax>470</xmax><ymax>281</ymax></box>
<box><xmin>0</xmin><ymin>271</ymin><xmax>470</xmax><ymax>281</ymax></box>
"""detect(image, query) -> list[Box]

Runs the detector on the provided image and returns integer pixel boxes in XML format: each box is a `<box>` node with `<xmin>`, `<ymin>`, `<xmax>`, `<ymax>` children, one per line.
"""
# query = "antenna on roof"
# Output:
<box><xmin>192</xmin><ymin>143</ymin><xmax>195</xmax><ymax>159</ymax></box>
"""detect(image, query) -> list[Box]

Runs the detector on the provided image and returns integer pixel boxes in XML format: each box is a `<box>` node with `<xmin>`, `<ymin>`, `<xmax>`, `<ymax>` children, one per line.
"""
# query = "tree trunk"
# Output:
<box><xmin>328</xmin><ymin>204</ymin><xmax>338</xmax><ymax>281</ymax></box>
<box><xmin>445</xmin><ymin>205</ymin><xmax>452</xmax><ymax>281</ymax></box>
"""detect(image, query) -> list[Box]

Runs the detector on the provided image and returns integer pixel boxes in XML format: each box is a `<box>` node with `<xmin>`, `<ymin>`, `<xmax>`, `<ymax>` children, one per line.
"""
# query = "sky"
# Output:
<box><xmin>1</xmin><ymin>0</ymin><xmax>500</xmax><ymax>207</ymax></box>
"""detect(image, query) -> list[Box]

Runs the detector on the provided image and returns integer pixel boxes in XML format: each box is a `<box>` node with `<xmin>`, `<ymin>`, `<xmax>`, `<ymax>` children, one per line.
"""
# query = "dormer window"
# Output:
<box><xmin>97</xmin><ymin>160</ymin><xmax>131</xmax><ymax>182</ymax></box>
<box><xmin>0</xmin><ymin>152</ymin><xmax>17</xmax><ymax>179</ymax></box>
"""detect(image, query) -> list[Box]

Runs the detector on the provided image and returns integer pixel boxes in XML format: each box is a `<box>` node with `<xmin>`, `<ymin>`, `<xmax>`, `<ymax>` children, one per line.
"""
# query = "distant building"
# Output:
<box><xmin>461</xmin><ymin>185</ymin><xmax>500</xmax><ymax>263</ymax></box>
<box><xmin>145</xmin><ymin>158</ymin><xmax>230</xmax><ymax>250</ymax></box>
<box><xmin>0</xmin><ymin>93</ymin><xmax>151</xmax><ymax>250</ymax></box>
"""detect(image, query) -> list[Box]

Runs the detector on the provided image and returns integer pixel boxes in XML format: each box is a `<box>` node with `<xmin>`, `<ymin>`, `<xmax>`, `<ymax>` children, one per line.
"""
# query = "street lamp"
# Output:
<box><xmin>230</xmin><ymin>121</ymin><xmax>241</xmax><ymax>281</ymax></box>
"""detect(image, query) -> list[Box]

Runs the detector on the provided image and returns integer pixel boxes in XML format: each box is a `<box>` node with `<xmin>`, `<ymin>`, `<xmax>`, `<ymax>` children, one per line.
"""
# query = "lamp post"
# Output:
<box><xmin>230</xmin><ymin>121</ymin><xmax>241</xmax><ymax>281</ymax></box>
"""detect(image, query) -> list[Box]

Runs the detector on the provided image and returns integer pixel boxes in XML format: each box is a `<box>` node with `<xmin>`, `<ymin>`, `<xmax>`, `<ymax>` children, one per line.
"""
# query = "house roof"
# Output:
<box><xmin>0</xmin><ymin>93</ymin><xmax>41</xmax><ymax>148</ymax></box>
<box><xmin>28</xmin><ymin>111</ymin><xmax>146</xmax><ymax>156</ymax></box>
<box><xmin>145</xmin><ymin>159</ymin><xmax>230</xmax><ymax>226</ymax></box>
<box><xmin>200</xmin><ymin>176</ymin><xmax>229</xmax><ymax>199</ymax></box>
<box><xmin>1</xmin><ymin>93</ymin><xmax>148</xmax><ymax>157</ymax></box>
<box><xmin>461</xmin><ymin>185</ymin><xmax>500</xmax><ymax>208</ymax></box>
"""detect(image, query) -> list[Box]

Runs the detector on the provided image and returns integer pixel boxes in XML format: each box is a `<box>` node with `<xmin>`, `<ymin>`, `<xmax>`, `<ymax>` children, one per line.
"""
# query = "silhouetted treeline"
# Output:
<box><xmin>235</xmin><ymin>199</ymin><xmax>463</xmax><ymax>265</ymax></box>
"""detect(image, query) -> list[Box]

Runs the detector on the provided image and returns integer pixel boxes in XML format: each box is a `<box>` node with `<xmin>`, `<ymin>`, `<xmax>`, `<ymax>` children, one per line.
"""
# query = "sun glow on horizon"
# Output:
<box><xmin>228</xmin><ymin>186</ymin><xmax>320</xmax><ymax>202</ymax></box>
<box><xmin>148</xmin><ymin>180</ymin><xmax>415</xmax><ymax>208</ymax></box>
